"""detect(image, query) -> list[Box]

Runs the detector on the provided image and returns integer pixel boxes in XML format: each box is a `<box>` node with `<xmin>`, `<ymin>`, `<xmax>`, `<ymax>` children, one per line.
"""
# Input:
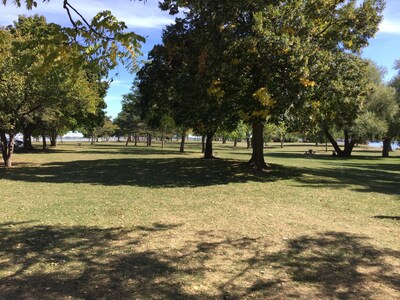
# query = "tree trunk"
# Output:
<box><xmin>161</xmin><ymin>129</ymin><xmax>165</xmax><ymax>149</ymax></box>
<box><xmin>234</xmin><ymin>138</ymin><xmax>237</xmax><ymax>147</ymax></box>
<box><xmin>248</xmin><ymin>121</ymin><xmax>269</xmax><ymax>169</ymax></box>
<box><xmin>125</xmin><ymin>135</ymin><xmax>131</xmax><ymax>146</ymax></box>
<box><xmin>382</xmin><ymin>138</ymin><xmax>392</xmax><ymax>157</ymax></box>
<box><xmin>325</xmin><ymin>129</ymin><xmax>356</xmax><ymax>157</ymax></box>
<box><xmin>50</xmin><ymin>129</ymin><xmax>58</xmax><ymax>147</ymax></box>
<box><xmin>23</xmin><ymin>125</ymin><xmax>34</xmax><ymax>151</ymax></box>
<box><xmin>201</xmin><ymin>135</ymin><xmax>206</xmax><ymax>153</ymax></box>
<box><xmin>42</xmin><ymin>133</ymin><xmax>47</xmax><ymax>150</ymax></box>
<box><xmin>204</xmin><ymin>132</ymin><xmax>215</xmax><ymax>159</ymax></box>
<box><xmin>341</xmin><ymin>129</ymin><xmax>356</xmax><ymax>156</ymax></box>
<box><xmin>280</xmin><ymin>138</ymin><xmax>284</xmax><ymax>148</ymax></box>
<box><xmin>180</xmin><ymin>130</ymin><xmax>186</xmax><ymax>153</ymax></box>
<box><xmin>324</xmin><ymin>129</ymin><xmax>343</xmax><ymax>155</ymax></box>
<box><xmin>147</xmin><ymin>134</ymin><xmax>152</xmax><ymax>146</ymax></box>
<box><xmin>1</xmin><ymin>132</ymin><xmax>14</xmax><ymax>167</ymax></box>
<box><xmin>134</xmin><ymin>133</ymin><xmax>138</xmax><ymax>146</ymax></box>
<box><xmin>246</xmin><ymin>137</ymin><xmax>251</xmax><ymax>149</ymax></box>
<box><xmin>222</xmin><ymin>136</ymin><xmax>227</xmax><ymax>144</ymax></box>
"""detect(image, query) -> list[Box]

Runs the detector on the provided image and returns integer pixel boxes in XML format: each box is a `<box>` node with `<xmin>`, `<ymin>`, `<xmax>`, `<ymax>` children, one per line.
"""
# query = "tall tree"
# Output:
<box><xmin>160</xmin><ymin>0</ymin><xmax>384</xmax><ymax>168</ymax></box>
<box><xmin>0</xmin><ymin>16</ymin><xmax>105</xmax><ymax>166</ymax></box>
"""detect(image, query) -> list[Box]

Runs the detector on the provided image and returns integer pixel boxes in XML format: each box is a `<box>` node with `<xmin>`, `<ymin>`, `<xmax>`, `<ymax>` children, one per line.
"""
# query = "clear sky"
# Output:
<box><xmin>1</xmin><ymin>0</ymin><xmax>400</xmax><ymax>118</ymax></box>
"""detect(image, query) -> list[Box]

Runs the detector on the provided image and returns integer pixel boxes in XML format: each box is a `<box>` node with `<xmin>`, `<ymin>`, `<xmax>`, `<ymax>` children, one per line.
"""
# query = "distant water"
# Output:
<box><xmin>368</xmin><ymin>141</ymin><xmax>399</xmax><ymax>150</ymax></box>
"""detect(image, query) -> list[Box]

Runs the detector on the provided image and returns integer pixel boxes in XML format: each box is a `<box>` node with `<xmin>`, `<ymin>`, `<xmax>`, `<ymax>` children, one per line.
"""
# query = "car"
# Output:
<box><xmin>0</xmin><ymin>139</ymin><xmax>24</xmax><ymax>149</ymax></box>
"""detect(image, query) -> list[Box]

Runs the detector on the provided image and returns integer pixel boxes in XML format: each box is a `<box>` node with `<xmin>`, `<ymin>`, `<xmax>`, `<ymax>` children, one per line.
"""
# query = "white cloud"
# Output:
<box><xmin>0</xmin><ymin>0</ymin><xmax>175</xmax><ymax>29</ymax></box>
<box><xmin>379</xmin><ymin>18</ymin><xmax>400</xmax><ymax>34</ymax></box>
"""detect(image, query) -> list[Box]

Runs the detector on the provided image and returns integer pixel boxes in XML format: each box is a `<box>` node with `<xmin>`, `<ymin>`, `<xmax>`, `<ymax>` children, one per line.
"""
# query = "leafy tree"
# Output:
<box><xmin>93</xmin><ymin>116</ymin><xmax>117</xmax><ymax>142</ymax></box>
<box><xmin>229</xmin><ymin>121</ymin><xmax>249</xmax><ymax>147</ymax></box>
<box><xmin>114</xmin><ymin>90</ymin><xmax>144</xmax><ymax>146</ymax></box>
<box><xmin>2</xmin><ymin>0</ymin><xmax>145</xmax><ymax>74</ymax></box>
<box><xmin>382</xmin><ymin>62</ymin><xmax>400</xmax><ymax>156</ymax></box>
<box><xmin>0</xmin><ymin>16</ymin><xmax>106</xmax><ymax>165</ymax></box>
<box><xmin>160</xmin><ymin>0</ymin><xmax>384</xmax><ymax>168</ymax></box>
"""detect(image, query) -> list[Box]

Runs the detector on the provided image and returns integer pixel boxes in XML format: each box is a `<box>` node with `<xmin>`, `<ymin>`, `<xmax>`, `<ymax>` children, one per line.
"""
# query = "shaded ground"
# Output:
<box><xmin>0</xmin><ymin>222</ymin><xmax>399</xmax><ymax>299</ymax></box>
<box><xmin>1</xmin><ymin>154</ymin><xmax>399</xmax><ymax>195</ymax></box>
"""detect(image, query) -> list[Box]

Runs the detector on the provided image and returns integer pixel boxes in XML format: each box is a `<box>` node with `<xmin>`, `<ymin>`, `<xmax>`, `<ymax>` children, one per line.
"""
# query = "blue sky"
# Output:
<box><xmin>1</xmin><ymin>0</ymin><xmax>400</xmax><ymax>118</ymax></box>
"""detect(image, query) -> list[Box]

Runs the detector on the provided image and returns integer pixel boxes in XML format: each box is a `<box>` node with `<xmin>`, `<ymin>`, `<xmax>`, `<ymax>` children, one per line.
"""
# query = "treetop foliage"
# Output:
<box><xmin>2</xmin><ymin>0</ymin><xmax>146</xmax><ymax>74</ymax></box>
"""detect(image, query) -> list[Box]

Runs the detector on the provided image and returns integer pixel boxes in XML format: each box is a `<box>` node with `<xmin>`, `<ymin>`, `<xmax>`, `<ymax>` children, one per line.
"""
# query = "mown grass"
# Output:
<box><xmin>0</xmin><ymin>141</ymin><xmax>399</xmax><ymax>299</ymax></box>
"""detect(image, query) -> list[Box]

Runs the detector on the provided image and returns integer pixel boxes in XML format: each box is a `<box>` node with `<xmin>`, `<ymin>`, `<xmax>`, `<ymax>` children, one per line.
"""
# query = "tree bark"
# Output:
<box><xmin>161</xmin><ymin>128</ymin><xmax>165</xmax><ymax>149</ymax></box>
<box><xmin>246</xmin><ymin>137</ymin><xmax>251</xmax><ymax>149</ymax></box>
<box><xmin>341</xmin><ymin>129</ymin><xmax>356</xmax><ymax>156</ymax></box>
<box><xmin>23</xmin><ymin>125</ymin><xmax>34</xmax><ymax>151</ymax></box>
<box><xmin>125</xmin><ymin>135</ymin><xmax>131</xmax><ymax>146</ymax></box>
<box><xmin>204</xmin><ymin>132</ymin><xmax>215</xmax><ymax>159</ymax></box>
<box><xmin>147</xmin><ymin>134</ymin><xmax>152</xmax><ymax>146</ymax></box>
<box><xmin>50</xmin><ymin>129</ymin><xmax>58</xmax><ymax>147</ymax></box>
<box><xmin>42</xmin><ymin>133</ymin><xmax>47</xmax><ymax>150</ymax></box>
<box><xmin>201</xmin><ymin>135</ymin><xmax>206</xmax><ymax>153</ymax></box>
<box><xmin>222</xmin><ymin>136</ymin><xmax>227</xmax><ymax>144</ymax></box>
<box><xmin>180</xmin><ymin>130</ymin><xmax>186</xmax><ymax>153</ymax></box>
<box><xmin>1</xmin><ymin>132</ymin><xmax>15</xmax><ymax>167</ymax></box>
<box><xmin>134</xmin><ymin>133</ymin><xmax>138</xmax><ymax>146</ymax></box>
<box><xmin>324</xmin><ymin>129</ymin><xmax>342</xmax><ymax>155</ymax></box>
<box><xmin>90</xmin><ymin>132</ymin><xmax>95</xmax><ymax>145</ymax></box>
<box><xmin>248</xmin><ymin>121</ymin><xmax>269</xmax><ymax>169</ymax></box>
<box><xmin>234</xmin><ymin>138</ymin><xmax>237</xmax><ymax>147</ymax></box>
<box><xmin>324</xmin><ymin>129</ymin><xmax>356</xmax><ymax>157</ymax></box>
<box><xmin>382</xmin><ymin>138</ymin><xmax>392</xmax><ymax>157</ymax></box>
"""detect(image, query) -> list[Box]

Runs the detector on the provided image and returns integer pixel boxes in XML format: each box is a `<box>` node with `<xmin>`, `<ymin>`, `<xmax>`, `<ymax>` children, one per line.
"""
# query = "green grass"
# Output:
<box><xmin>0</xmin><ymin>141</ymin><xmax>399</xmax><ymax>299</ymax></box>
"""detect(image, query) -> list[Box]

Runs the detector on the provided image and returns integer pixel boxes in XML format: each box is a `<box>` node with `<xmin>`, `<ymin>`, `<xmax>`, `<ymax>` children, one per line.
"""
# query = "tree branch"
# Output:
<box><xmin>63</xmin><ymin>0</ymin><xmax>112</xmax><ymax>41</ymax></box>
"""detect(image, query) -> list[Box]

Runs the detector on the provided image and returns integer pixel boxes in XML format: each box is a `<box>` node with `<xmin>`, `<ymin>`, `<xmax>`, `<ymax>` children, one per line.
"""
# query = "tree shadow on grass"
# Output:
<box><xmin>2</xmin><ymin>152</ymin><xmax>399</xmax><ymax>194</ymax></box>
<box><xmin>373</xmin><ymin>216</ymin><xmax>400</xmax><ymax>221</ymax></box>
<box><xmin>0</xmin><ymin>222</ymin><xmax>398</xmax><ymax>299</ymax></box>
<box><xmin>0</xmin><ymin>157</ymin><xmax>299</xmax><ymax>188</ymax></box>
<box><xmin>291</xmin><ymin>161</ymin><xmax>400</xmax><ymax>196</ymax></box>
<box><xmin>26</xmin><ymin>144</ymin><xmax>194</xmax><ymax>156</ymax></box>
<box><xmin>257</xmin><ymin>232</ymin><xmax>400</xmax><ymax>299</ymax></box>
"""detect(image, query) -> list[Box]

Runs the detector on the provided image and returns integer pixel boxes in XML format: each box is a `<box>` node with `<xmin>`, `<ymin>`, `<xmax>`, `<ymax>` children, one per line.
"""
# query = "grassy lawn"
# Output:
<box><xmin>0</xmin><ymin>141</ymin><xmax>399</xmax><ymax>299</ymax></box>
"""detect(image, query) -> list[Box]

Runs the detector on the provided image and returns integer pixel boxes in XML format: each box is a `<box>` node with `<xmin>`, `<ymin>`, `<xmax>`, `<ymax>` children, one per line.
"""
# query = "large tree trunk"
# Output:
<box><xmin>180</xmin><ymin>130</ymin><xmax>186</xmax><ymax>153</ymax></box>
<box><xmin>1</xmin><ymin>132</ymin><xmax>15</xmax><ymax>167</ymax></box>
<box><xmin>382</xmin><ymin>138</ymin><xmax>392</xmax><ymax>157</ymax></box>
<box><xmin>204</xmin><ymin>132</ymin><xmax>215</xmax><ymax>159</ymax></box>
<box><xmin>324</xmin><ymin>129</ymin><xmax>342</xmax><ymax>155</ymax></box>
<box><xmin>324</xmin><ymin>129</ymin><xmax>355</xmax><ymax>157</ymax></box>
<box><xmin>23</xmin><ymin>125</ymin><xmax>34</xmax><ymax>151</ymax></box>
<box><xmin>42</xmin><ymin>133</ymin><xmax>47</xmax><ymax>150</ymax></box>
<box><xmin>248</xmin><ymin>121</ymin><xmax>269</xmax><ymax>169</ymax></box>
<box><xmin>342</xmin><ymin>129</ymin><xmax>356</xmax><ymax>156</ymax></box>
